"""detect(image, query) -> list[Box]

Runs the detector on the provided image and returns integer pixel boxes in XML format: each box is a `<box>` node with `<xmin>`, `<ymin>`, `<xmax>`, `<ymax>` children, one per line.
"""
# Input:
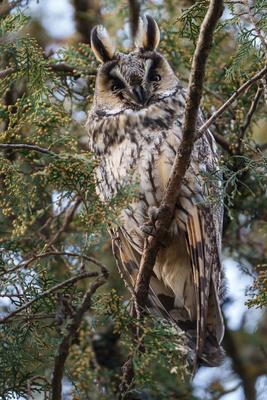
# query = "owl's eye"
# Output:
<box><xmin>111</xmin><ymin>79</ymin><xmax>125</xmax><ymax>91</ymax></box>
<box><xmin>149</xmin><ymin>73</ymin><xmax>161</xmax><ymax>82</ymax></box>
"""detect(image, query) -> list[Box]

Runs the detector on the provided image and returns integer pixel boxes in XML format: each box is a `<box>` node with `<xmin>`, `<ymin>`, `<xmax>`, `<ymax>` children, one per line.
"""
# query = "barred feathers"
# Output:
<box><xmin>87</xmin><ymin>18</ymin><xmax>225</xmax><ymax>370</ymax></box>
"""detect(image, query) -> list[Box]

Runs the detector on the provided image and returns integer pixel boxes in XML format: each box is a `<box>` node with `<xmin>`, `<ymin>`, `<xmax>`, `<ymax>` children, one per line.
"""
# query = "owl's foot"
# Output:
<box><xmin>140</xmin><ymin>223</ymin><xmax>157</xmax><ymax>237</ymax></box>
<box><xmin>140</xmin><ymin>206</ymin><xmax>159</xmax><ymax>237</ymax></box>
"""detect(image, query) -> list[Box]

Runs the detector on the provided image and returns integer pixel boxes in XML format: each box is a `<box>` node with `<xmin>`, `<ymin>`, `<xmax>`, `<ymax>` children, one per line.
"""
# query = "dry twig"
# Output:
<box><xmin>51</xmin><ymin>273</ymin><xmax>108</xmax><ymax>400</ymax></box>
<box><xmin>0</xmin><ymin>271</ymin><xmax>99</xmax><ymax>324</ymax></box>
<box><xmin>199</xmin><ymin>65</ymin><xmax>267</xmax><ymax>134</ymax></box>
<box><xmin>0</xmin><ymin>143</ymin><xmax>58</xmax><ymax>157</ymax></box>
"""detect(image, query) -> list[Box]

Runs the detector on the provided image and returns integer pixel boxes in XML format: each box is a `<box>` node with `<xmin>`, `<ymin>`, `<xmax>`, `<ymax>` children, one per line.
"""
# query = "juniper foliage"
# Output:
<box><xmin>0</xmin><ymin>1</ymin><xmax>267</xmax><ymax>399</ymax></box>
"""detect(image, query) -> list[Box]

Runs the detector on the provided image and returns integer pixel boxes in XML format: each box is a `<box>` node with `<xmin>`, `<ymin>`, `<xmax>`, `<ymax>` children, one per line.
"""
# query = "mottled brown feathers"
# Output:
<box><xmin>87</xmin><ymin>15</ymin><xmax>225</xmax><ymax>369</ymax></box>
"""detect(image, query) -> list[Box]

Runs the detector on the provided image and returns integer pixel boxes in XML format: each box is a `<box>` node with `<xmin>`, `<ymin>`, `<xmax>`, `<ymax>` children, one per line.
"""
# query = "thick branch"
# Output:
<box><xmin>48</xmin><ymin>63</ymin><xmax>80</xmax><ymax>77</ymax></box>
<box><xmin>134</xmin><ymin>0</ymin><xmax>224</xmax><ymax>309</ymax></box>
<box><xmin>51</xmin><ymin>273</ymin><xmax>108</xmax><ymax>400</ymax></box>
<box><xmin>199</xmin><ymin>65</ymin><xmax>267</xmax><ymax>134</ymax></box>
<box><xmin>120</xmin><ymin>2</ymin><xmax>224</xmax><ymax>391</ymax></box>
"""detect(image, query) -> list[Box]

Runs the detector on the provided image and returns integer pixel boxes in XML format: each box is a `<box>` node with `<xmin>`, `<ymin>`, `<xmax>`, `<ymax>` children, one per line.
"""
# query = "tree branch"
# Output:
<box><xmin>199</xmin><ymin>65</ymin><xmax>267</xmax><ymax>134</ymax></box>
<box><xmin>243</xmin><ymin>0</ymin><xmax>267</xmax><ymax>53</ymax></box>
<box><xmin>0</xmin><ymin>0</ymin><xmax>24</xmax><ymax>17</ymax></box>
<box><xmin>212</xmin><ymin>131</ymin><xmax>232</xmax><ymax>153</ymax></box>
<box><xmin>120</xmin><ymin>0</ymin><xmax>224</xmax><ymax>392</ymax></box>
<box><xmin>0</xmin><ymin>143</ymin><xmax>58</xmax><ymax>157</ymax></box>
<box><xmin>0</xmin><ymin>67</ymin><xmax>16</xmax><ymax>79</ymax></box>
<box><xmin>237</xmin><ymin>86</ymin><xmax>263</xmax><ymax>152</ymax></box>
<box><xmin>46</xmin><ymin>197</ymin><xmax>82</xmax><ymax>247</ymax></box>
<box><xmin>0</xmin><ymin>271</ymin><xmax>100</xmax><ymax>324</ymax></box>
<box><xmin>0</xmin><ymin>250</ymin><xmax>108</xmax><ymax>277</ymax></box>
<box><xmin>134</xmin><ymin>0</ymin><xmax>224</xmax><ymax>310</ymax></box>
<box><xmin>51</xmin><ymin>273</ymin><xmax>108</xmax><ymax>400</ymax></box>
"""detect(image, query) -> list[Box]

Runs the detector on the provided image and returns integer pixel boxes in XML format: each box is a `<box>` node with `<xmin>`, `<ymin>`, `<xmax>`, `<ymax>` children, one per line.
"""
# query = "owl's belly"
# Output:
<box><xmin>97</xmin><ymin>126</ymin><xmax>186</xmax><ymax>205</ymax></box>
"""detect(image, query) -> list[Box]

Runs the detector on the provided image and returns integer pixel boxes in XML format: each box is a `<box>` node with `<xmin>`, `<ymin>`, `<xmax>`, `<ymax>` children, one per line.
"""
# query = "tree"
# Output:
<box><xmin>0</xmin><ymin>0</ymin><xmax>266</xmax><ymax>399</ymax></box>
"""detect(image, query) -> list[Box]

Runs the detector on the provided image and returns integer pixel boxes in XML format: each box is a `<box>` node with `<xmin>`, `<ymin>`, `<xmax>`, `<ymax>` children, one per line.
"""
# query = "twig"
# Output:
<box><xmin>213</xmin><ymin>383</ymin><xmax>242</xmax><ymax>400</ymax></box>
<box><xmin>238</xmin><ymin>86</ymin><xmax>263</xmax><ymax>151</ymax></box>
<box><xmin>0</xmin><ymin>250</ymin><xmax>108</xmax><ymax>277</ymax></box>
<box><xmin>47</xmin><ymin>197</ymin><xmax>82</xmax><ymax>247</ymax></box>
<box><xmin>0</xmin><ymin>0</ymin><xmax>24</xmax><ymax>17</ymax></box>
<box><xmin>199</xmin><ymin>65</ymin><xmax>267</xmax><ymax>134</ymax></box>
<box><xmin>0</xmin><ymin>271</ymin><xmax>100</xmax><ymax>324</ymax></box>
<box><xmin>0</xmin><ymin>67</ymin><xmax>16</xmax><ymax>79</ymax></box>
<box><xmin>257</xmin><ymin>142</ymin><xmax>267</xmax><ymax>152</ymax></box>
<box><xmin>223</xmin><ymin>321</ymin><xmax>256</xmax><ymax>400</ymax></box>
<box><xmin>0</xmin><ymin>63</ymin><xmax>82</xmax><ymax>80</ymax></box>
<box><xmin>213</xmin><ymin>131</ymin><xmax>232</xmax><ymax>152</ymax></box>
<box><xmin>51</xmin><ymin>273</ymin><xmax>108</xmax><ymax>400</ymax></box>
<box><xmin>48</xmin><ymin>63</ymin><xmax>81</xmax><ymax>78</ymax></box>
<box><xmin>243</xmin><ymin>0</ymin><xmax>267</xmax><ymax>53</ymax></box>
<box><xmin>120</xmin><ymin>0</ymin><xmax>224</xmax><ymax>392</ymax></box>
<box><xmin>0</xmin><ymin>143</ymin><xmax>58</xmax><ymax>157</ymax></box>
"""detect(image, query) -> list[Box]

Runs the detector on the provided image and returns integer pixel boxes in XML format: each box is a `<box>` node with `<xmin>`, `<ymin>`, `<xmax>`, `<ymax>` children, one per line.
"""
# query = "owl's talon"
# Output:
<box><xmin>148</xmin><ymin>206</ymin><xmax>160</xmax><ymax>224</ymax></box>
<box><xmin>140</xmin><ymin>223</ymin><xmax>157</xmax><ymax>237</ymax></box>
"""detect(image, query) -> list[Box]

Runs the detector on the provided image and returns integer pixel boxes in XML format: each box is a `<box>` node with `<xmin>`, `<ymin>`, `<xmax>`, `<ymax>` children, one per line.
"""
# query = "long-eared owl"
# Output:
<box><xmin>87</xmin><ymin>15</ymin><xmax>225</xmax><ymax>367</ymax></box>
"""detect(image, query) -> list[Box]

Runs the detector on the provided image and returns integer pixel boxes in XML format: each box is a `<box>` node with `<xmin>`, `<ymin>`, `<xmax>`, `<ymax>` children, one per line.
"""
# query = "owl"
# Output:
<box><xmin>87</xmin><ymin>16</ymin><xmax>225</xmax><ymax>368</ymax></box>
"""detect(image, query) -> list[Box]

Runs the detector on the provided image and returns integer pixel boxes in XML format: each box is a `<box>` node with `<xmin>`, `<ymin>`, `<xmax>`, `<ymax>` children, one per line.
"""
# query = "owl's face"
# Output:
<box><xmin>90</xmin><ymin>16</ymin><xmax>179</xmax><ymax>113</ymax></box>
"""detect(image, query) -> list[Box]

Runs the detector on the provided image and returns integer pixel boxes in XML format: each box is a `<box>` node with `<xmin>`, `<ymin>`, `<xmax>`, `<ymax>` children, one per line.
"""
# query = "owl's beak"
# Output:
<box><xmin>132</xmin><ymin>85</ymin><xmax>148</xmax><ymax>105</ymax></box>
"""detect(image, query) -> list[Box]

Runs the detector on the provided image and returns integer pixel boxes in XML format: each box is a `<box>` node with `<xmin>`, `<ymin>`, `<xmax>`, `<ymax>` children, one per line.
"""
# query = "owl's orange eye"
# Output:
<box><xmin>149</xmin><ymin>74</ymin><xmax>161</xmax><ymax>82</ymax></box>
<box><xmin>111</xmin><ymin>80</ymin><xmax>125</xmax><ymax>91</ymax></box>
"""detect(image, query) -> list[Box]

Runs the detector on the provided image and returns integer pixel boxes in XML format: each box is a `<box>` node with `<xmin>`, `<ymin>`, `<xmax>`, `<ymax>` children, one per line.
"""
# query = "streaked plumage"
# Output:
<box><xmin>87</xmin><ymin>16</ymin><xmax>225</xmax><ymax>368</ymax></box>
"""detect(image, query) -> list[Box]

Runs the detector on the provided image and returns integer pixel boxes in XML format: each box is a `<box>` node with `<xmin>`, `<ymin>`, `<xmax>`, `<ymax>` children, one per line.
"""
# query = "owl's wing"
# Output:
<box><xmin>110</xmin><ymin>227</ymin><xmax>180</xmax><ymax>324</ymax></box>
<box><xmin>111</xmin><ymin>203</ymin><xmax>224</xmax><ymax>367</ymax></box>
<box><xmin>179</xmin><ymin>197</ymin><xmax>224</xmax><ymax>366</ymax></box>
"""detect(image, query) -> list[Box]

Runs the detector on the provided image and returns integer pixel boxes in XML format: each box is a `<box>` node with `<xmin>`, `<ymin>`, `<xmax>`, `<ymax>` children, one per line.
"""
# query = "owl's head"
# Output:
<box><xmin>90</xmin><ymin>16</ymin><xmax>179</xmax><ymax>114</ymax></box>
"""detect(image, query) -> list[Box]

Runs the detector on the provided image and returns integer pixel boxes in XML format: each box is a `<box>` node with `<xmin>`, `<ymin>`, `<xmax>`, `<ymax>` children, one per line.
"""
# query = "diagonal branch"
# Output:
<box><xmin>199</xmin><ymin>65</ymin><xmax>267</xmax><ymax>134</ymax></box>
<box><xmin>237</xmin><ymin>85</ymin><xmax>263</xmax><ymax>152</ymax></box>
<box><xmin>0</xmin><ymin>271</ymin><xmax>100</xmax><ymax>324</ymax></box>
<box><xmin>0</xmin><ymin>67</ymin><xmax>16</xmax><ymax>79</ymax></box>
<box><xmin>46</xmin><ymin>197</ymin><xmax>82</xmax><ymax>247</ymax></box>
<box><xmin>120</xmin><ymin>0</ymin><xmax>224</xmax><ymax>392</ymax></box>
<box><xmin>51</xmin><ymin>273</ymin><xmax>108</xmax><ymax>400</ymax></box>
<box><xmin>134</xmin><ymin>0</ymin><xmax>224</xmax><ymax>310</ymax></box>
<box><xmin>0</xmin><ymin>250</ymin><xmax>107</xmax><ymax>277</ymax></box>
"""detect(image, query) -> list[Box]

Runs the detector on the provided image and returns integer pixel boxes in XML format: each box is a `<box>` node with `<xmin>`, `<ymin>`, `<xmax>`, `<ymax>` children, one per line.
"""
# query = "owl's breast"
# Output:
<box><xmin>95</xmin><ymin>135</ymin><xmax>140</xmax><ymax>201</ymax></box>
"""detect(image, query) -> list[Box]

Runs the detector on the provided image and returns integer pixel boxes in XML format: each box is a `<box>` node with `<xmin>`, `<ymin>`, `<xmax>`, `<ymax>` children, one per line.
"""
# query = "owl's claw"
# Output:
<box><xmin>140</xmin><ymin>223</ymin><xmax>157</xmax><ymax>237</ymax></box>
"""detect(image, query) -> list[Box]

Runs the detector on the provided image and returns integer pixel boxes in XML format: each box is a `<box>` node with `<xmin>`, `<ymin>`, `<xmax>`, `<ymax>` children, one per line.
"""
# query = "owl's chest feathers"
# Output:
<box><xmin>87</xmin><ymin>89</ymin><xmax>186</xmax><ymax>200</ymax></box>
<box><xmin>97</xmin><ymin>124</ymin><xmax>182</xmax><ymax>208</ymax></box>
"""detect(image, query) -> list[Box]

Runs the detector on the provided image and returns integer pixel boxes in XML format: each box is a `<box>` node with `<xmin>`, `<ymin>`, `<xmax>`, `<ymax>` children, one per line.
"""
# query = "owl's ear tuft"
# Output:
<box><xmin>90</xmin><ymin>25</ymin><xmax>116</xmax><ymax>63</ymax></box>
<box><xmin>135</xmin><ymin>15</ymin><xmax>160</xmax><ymax>51</ymax></box>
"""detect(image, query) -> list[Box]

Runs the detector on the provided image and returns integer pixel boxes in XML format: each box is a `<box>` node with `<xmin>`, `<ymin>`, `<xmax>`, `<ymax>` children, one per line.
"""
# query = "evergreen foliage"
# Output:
<box><xmin>0</xmin><ymin>0</ymin><xmax>267</xmax><ymax>399</ymax></box>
